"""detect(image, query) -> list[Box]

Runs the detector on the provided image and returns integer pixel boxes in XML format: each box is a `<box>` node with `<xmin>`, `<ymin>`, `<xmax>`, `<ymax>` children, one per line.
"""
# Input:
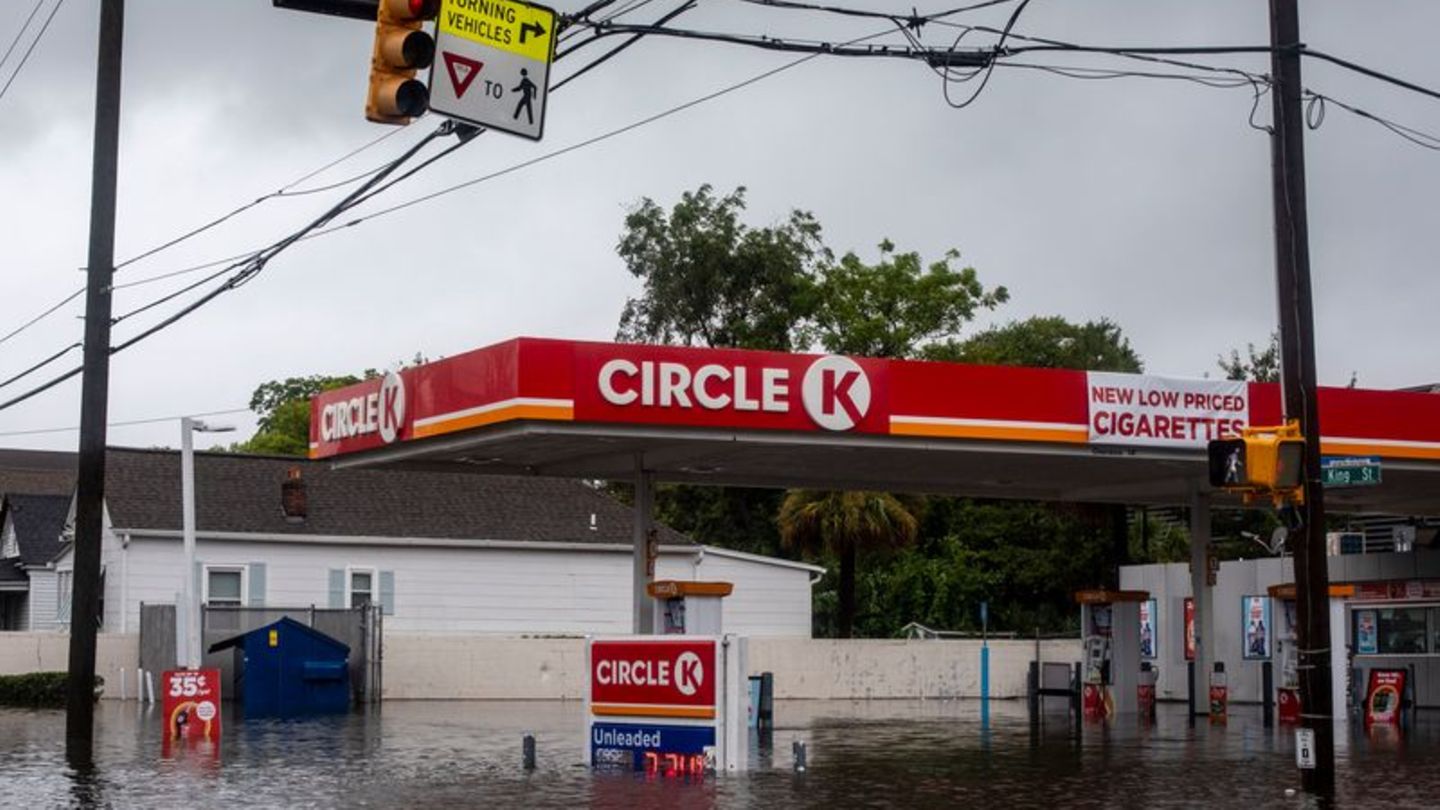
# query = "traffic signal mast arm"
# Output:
<box><xmin>1207</xmin><ymin>420</ymin><xmax>1306</xmax><ymax>507</ymax></box>
<box><xmin>368</xmin><ymin>0</ymin><xmax>440</xmax><ymax>124</ymax></box>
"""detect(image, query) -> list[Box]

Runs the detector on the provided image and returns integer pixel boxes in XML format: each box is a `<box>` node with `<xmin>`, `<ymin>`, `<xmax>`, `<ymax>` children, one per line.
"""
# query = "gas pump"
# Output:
<box><xmin>1268</xmin><ymin>584</ymin><xmax>1302</xmax><ymax>724</ymax></box>
<box><xmin>1076</xmin><ymin>590</ymin><xmax>1148</xmax><ymax>719</ymax></box>
<box><xmin>648</xmin><ymin>580</ymin><xmax>733</xmax><ymax>635</ymax></box>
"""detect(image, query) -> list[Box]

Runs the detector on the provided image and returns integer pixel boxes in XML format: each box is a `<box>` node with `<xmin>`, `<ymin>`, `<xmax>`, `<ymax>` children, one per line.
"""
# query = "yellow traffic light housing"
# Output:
<box><xmin>1207</xmin><ymin>421</ymin><xmax>1306</xmax><ymax>505</ymax></box>
<box><xmin>367</xmin><ymin>0</ymin><xmax>439</xmax><ymax>124</ymax></box>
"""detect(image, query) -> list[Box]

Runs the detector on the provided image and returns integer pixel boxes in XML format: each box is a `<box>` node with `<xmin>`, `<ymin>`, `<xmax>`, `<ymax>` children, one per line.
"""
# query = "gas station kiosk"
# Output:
<box><xmin>650</xmin><ymin>580</ymin><xmax>734</xmax><ymax>635</ymax></box>
<box><xmin>1076</xmin><ymin>589</ymin><xmax>1150</xmax><ymax>719</ymax></box>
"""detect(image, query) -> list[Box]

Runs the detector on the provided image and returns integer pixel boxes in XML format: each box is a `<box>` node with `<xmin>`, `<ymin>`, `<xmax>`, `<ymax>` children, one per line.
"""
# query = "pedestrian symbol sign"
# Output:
<box><xmin>428</xmin><ymin>0</ymin><xmax>556</xmax><ymax>140</ymax></box>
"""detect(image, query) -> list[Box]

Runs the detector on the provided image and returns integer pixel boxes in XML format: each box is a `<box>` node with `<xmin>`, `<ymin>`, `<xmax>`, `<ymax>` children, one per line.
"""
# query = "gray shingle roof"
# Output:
<box><xmin>105</xmin><ymin>447</ymin><xmax>690</xmax><ymax>545</ymax></box>
<box><xmin>0</xmin><ymin>448</ymin><xmax>77</xmax><ymax>500</ymax></box>
<box><xmin>0</xmin><ymin>493</ymin><xmax>71</xmax><ymax>565</ymax></box>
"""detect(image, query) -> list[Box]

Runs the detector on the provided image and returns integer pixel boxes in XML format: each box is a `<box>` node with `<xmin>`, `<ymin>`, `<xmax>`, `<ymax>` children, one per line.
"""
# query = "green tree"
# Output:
<box><xmin>778</xmin><ymin>491</ymin><xmax>920</xmax><ymax>638</ymax></box>
<box><xmin>928</xmin><ymin>315</ymin><xmax>1142</xmax><ymax>372</ymax></box>
<box><xmin>1218</xmin><ymin>332</ymin><xmax>1280</xmax><ymax>382</ymax></box>
<box><xmin>234</xmin><ymin>373</ymin><xmax>372</xmax><ymax>456</ymax></box>
<box><xmin>813</xmin><ymin>240</ymin><xmax>1008</xmax><ymax>358</ymax></box>
<box><xmin>616</xmin><ymin>184</ymin><xmax>827</xmax><ymax>352</ymax></box>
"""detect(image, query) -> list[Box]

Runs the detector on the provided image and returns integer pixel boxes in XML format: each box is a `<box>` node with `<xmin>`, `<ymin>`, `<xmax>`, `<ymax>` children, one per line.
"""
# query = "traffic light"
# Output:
<box><xmin>367</xmin><ymin>0</ymin><xmax>439</xmax><ymax>124</ymax></box>
<box><xmin>1207</xmin><ymin>421</ymin><xmax>1306</xmax><ymax>500</ymax></box>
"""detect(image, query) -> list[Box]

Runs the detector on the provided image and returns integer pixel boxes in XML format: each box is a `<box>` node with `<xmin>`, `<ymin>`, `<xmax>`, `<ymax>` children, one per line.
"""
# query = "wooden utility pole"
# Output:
<box><xmin>67</xmin><ymin>0</ymin><xmax>124</xmax><ymax>765</ymax></box>
<box><xmin>1268</xmin><ymin>0</ymin><xmax>1335</xmax><ymax>796</ymax></box>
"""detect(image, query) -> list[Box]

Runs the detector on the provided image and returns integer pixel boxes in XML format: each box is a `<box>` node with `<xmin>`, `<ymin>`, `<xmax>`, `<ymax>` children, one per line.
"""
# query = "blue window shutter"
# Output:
<box><xmin>379</xmin><ymin>570</ymin><xmax>395</xmax><ymax>616</ymax></box>
<box><xmin>328</xmin><ymin>569</ymin><xmax>344</xmax><ymax>609</ymax></box>
<box><xmin>248</xmin><ymin>563</ymin><xmax>266</xmax><ymax>607</ymax></box>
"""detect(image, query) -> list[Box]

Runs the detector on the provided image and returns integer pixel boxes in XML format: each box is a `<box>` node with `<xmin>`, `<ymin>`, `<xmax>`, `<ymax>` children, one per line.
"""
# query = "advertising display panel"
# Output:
<box><xmin>1139</xmin><ymin>599</ymin><xmax>1158</xmax><ymax>660</ymax></box>
<box><xmin>161</xmin><ymin>668</ymin><xmax>221</xmax><ymax>753</ymax></box>
<box><xmin>1242</xmin><ymin>596</ymin><xmax>1272</xmax><ymax>660</ymax></box>
<box><xmin>1364</xmin><ymin>669</ymin><xmax>1407</xmax><ymax>726</ymax></box>
<box><xmin>1184</xmin><ymin>597</ymin><xmax>1196</xmax><ymax>662</ymax></box>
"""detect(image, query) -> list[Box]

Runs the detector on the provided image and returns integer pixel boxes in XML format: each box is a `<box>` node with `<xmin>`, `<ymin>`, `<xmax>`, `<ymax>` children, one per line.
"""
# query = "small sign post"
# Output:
<box><xmin>1296</xmin><ymin>727</ymin><xmax>1316</xmax><ymax>769</ymax></box>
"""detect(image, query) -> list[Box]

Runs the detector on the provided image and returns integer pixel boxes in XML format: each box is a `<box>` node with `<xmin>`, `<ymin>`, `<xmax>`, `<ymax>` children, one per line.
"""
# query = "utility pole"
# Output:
<box><xmin>66</xmin><ymin>0</ymin><xmax>124</xmax><ymax>765</ymax></box>
<box><xmin>1268</xmin><ymin>0</ymin><xmax>1334</xmax><ymax>796</ymax></box>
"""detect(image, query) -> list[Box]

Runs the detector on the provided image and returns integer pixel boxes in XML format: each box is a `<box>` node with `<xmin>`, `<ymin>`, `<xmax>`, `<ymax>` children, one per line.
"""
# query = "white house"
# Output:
<box><xmin>7</xmin><ymin>447</ymin><xmax>821</xmax><ymax>638</ymax></box>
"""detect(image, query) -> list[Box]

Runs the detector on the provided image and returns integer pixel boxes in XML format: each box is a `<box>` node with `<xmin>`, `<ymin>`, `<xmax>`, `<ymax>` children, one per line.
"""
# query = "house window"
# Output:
<box><xmin>348</xmin><ymin>568</ymin><xmax>376</xmax><ymax>609</ymax></box>
<box><xmin>204</xmin><ymin>566</ymin><xmax>246</xmax><ymax>608</ymax></box>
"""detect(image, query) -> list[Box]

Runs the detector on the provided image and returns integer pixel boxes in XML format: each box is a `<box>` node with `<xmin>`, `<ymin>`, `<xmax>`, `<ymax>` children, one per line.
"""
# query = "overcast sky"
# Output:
<box><xmin>2</xmin><ymin>0</ymin><xmax>1438</xmax><ymax>452</ymax></box>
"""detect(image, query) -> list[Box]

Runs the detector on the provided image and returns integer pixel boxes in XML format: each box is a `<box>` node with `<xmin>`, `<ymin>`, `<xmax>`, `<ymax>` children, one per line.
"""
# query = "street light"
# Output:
<box><xmin>180</xmin><ymin>417</ymin><xmax>234</xmax><ymax>670</ymax></box>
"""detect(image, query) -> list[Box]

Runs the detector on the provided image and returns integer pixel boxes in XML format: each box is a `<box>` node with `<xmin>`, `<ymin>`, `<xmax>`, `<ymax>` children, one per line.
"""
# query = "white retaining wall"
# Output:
<box><xmin>381</xmin><ymin>635</ymin><xmax>1082</xmax><ymax>700</ymax></box>
<box><xmin>0</xmin><ymin>633</ymin><xmax>1083</xmax><ymax>701</ymax></box>
<box><xmin>0</xmin><ymin>632</ymin><xmax>138</xmax><ymax>699</ymax></box>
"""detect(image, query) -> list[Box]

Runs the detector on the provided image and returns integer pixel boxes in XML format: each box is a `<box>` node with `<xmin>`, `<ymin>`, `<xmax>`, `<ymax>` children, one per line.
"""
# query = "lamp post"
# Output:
<box><xmin>180</xmin><ymin>418</ymin><xmax>234</xmax><ymax>669</ymax></box>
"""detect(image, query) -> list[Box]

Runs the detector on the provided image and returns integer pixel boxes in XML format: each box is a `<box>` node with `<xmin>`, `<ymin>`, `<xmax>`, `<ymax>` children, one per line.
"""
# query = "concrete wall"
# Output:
<box><xmin>72</xmin><ymin>535</ymin><xmax>815</xmax><ymax>638</ymax></box>
<box><xmin>379</xmin><ymin>635</ymin><xmax>1081</xmax><ymax>700</ymax></box>
<box><xmin>0</xmin><ymin>632</ymin><xmax>138</xmax><ymax>699</ymax></box>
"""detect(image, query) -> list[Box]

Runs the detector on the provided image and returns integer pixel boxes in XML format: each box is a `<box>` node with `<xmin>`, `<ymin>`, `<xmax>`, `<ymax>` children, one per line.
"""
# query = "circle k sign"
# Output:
<box><xmin>378</xmin><ymin>371</ymin><xmax>406</xmax><ymax>444</ymax></box>
<box><xmin>802</xmin><ymin>355</ymin><xmax>872</xmax><ymax>431</ymax></box>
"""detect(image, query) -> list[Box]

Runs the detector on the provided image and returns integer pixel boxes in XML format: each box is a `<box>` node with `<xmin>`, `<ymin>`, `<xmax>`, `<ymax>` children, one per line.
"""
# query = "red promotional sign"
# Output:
<box><xmin>573</xmin><ymin>343</ymin><xmax>890</xmax><ymax>435</ymax></box>
<box><xmin>1364</xmin><ymin>669</ymin><xmax>1406</xmax><ymax>726</ymax></box>
<box><xmin>590</xmin><ymin>638</ymin><xmax>716</xmax><ymax>717</ymax></box>
<box><xmin>1184</xmin><ymin>597</ymin><xmax>1196</xmax><ymax>662</ymax></box>
<box><xmin>161</xmin><ymin>668</ymin><xmax>222</xmax><ymax>748</ymax></box>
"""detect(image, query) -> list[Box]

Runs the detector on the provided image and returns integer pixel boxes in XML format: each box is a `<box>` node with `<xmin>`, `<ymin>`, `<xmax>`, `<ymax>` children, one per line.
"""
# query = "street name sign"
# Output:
<box><xmin>1321</xmin><ymin>455</ymin><xmax>1382</xmax><ymax>488</ymax></box>
<box><xmin>429</xmin><ymin>0</ymin><xmax>556</xmax><ymax>140</ymax></box>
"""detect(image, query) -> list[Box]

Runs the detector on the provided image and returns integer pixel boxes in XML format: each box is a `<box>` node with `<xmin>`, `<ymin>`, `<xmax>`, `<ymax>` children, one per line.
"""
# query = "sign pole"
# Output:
<box><xmin>1268</xmin><ymin>0</ymin><xmax>1335</xmax><ymax>796</ymax></box>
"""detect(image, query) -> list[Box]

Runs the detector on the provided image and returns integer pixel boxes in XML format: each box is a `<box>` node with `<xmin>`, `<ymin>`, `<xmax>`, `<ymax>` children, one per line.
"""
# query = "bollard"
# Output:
<box><xmin>522</xmin><ymin>733</ymin><xmax>536</xmax><ymax>771</ymax></box>
<box><xmin>1187</xmin><ymin>661</ymin><xmax>1196</xmax><ymax>724</ymax></box>
<box><xmin>760</xmin><ymin>672</ymin><xmax>775</xmax><ymax>730</ymax></box>
<box><xmin>1262</xmin><ymin>661</ymin><xmax>1275</xmax><ymax>728</ymax></box>
<box><xmin>792</xmin><ymin>740</ymin><xmax>807</xmax><ymax>773</ymax></box>
<box><xmin>1027</xmin><ymin>660</ymin><xmax>1039</xmax><ymax>719</ymax></box>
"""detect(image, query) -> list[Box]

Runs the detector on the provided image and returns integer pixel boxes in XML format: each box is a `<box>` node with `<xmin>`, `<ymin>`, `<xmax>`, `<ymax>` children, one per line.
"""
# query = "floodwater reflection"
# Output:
<box><xmin>1</xmin><ymin>700</ymin><xmax>1437</xmax><ymax>807</ymax></box>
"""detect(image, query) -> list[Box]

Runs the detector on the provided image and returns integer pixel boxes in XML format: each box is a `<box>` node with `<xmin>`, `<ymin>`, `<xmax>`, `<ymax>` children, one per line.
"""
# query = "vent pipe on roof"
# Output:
<box><xmin>281</xmin><ymin>467</ymin><xmax>307</xmax><ymax>523</ymax></box>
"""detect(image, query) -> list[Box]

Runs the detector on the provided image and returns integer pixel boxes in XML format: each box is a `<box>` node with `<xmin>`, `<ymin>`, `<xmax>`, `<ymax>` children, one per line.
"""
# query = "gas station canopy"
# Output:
<box><xmin>311</xmin><ymin>338</ymin><xmax>1440</xmax><ymax>516</ymax></box>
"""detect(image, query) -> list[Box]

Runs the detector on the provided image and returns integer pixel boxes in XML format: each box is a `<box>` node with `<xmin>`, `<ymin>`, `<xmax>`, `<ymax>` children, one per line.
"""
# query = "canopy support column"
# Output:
<box><xmin>632</xmin><ymin>455</ymin><xmax>654</xmax><ymax>635</ymax></box>
<box><xmin>1190</xmin><ymin>487</ymin><xmax>1215</xmax><ymax>715</ymax></box>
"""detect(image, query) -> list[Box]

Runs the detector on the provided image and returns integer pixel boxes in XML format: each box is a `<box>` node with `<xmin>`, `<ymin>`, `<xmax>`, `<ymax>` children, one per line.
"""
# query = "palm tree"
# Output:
<box><xmin>777</xmin><ymin>490</ymin><xmax>919</xmax><ymax>638</ymax></box>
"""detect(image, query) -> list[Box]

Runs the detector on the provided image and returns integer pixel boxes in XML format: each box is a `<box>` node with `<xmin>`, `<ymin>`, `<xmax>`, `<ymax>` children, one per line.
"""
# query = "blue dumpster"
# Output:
<box><xmin>208</xmin><ymin>617</ymin><xmax>350</xmax><ymax>717</ymax></box>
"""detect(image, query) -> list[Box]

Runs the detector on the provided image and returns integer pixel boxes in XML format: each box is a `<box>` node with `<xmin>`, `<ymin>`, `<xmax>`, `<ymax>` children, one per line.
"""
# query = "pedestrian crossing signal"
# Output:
<box><xmin>367</xmin><ymin>0</ymin><xmax>440</xmax><ymax>124</ymax></box>
<box><xmin>1207</xmin><ymin>422</ymin><xmax>1306</xmax><ymax>501</ymax></box>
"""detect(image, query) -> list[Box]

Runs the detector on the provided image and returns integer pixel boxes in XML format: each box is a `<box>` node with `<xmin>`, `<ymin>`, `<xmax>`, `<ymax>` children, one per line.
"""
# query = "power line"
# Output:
<box><xmin>0</xmin><ymin>1</ymin><xmax>705</xmax><ymax>413</ymax></box>
<box><xmin>0</xmin><ymin>0</ymin><xmax>45</xmax><ymax>73</ymax></box>
<box><xmin>1303</xmin><ymin>48</ymin><xmax>1440</xmax><ymax>105</ymax></box>
<box><xmin>0</xmin><ymin>0</ymin><xmax>62</xmax><ymax>104</ymax></box>
<box><xmin>1306</xmin><ymin>91</ymin><xmax>1440</xmax><ymax>151</ymax></box>
<box><xmin>1</xmin><ymin>0</ymin><xmax>678</xmax><ymax>353</ymax></box>
<box><xmin>0</xmin><ymin>406</ymin><xmax>251</xmax><ymax>438</ymax></box>
<box><xmin>1</xmin><ymin>129</ymin><xmax>416</xmax><ymax>350</ymax></box>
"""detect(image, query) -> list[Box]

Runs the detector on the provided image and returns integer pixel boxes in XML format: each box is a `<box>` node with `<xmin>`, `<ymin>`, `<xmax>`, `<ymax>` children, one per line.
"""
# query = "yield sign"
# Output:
<box><xmin>442</xmin><ymin>52</ymin><xmax>483</xmax><ymax>99</ymax></box>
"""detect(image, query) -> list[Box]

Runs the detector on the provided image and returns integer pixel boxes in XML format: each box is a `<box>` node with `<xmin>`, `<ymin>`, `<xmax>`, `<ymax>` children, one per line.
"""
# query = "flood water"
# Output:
<box><xmin>1</xmin><ymin>700</ymin><xmax>1436</xmax><ymax>808</ymax></box>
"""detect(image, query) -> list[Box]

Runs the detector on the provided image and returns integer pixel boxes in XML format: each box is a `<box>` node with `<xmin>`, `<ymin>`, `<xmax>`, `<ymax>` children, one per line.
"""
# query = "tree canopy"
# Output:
<box><xmin>616</xmin><ymin>184</ymin><xmax>826</xmax><ymax>352</ymax></box>
<box><xmin>233</xmin><ymin>373</ymin><xmax>373</xmax><ymax>456</ymax></box>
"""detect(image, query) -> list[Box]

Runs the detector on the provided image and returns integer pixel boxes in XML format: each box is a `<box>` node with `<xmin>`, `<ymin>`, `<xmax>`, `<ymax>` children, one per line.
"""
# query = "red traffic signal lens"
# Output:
<box><xmin>384</xmin><ymin>0</ymin><xmax>439</xmax><ymax>20</ymax></box>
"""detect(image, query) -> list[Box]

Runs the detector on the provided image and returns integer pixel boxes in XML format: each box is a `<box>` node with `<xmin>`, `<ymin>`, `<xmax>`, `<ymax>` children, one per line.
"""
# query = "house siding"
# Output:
<box><xmin>27</xmin><ymin>569</ymin><xmax>56</xmax><ymax>631</ymax></box>
<box><xmin>105</xmin><ymin>535</ymin><xmax>815</xmax><ymax>637</ymax></box>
